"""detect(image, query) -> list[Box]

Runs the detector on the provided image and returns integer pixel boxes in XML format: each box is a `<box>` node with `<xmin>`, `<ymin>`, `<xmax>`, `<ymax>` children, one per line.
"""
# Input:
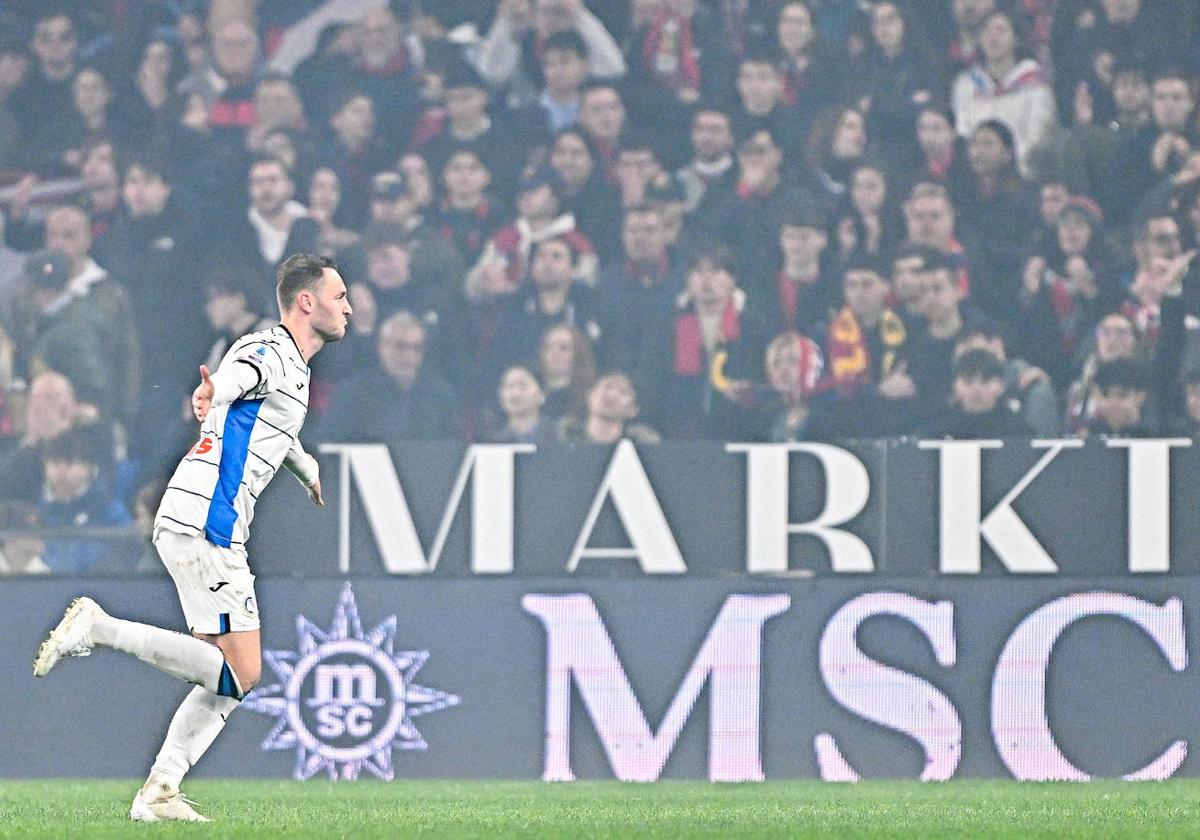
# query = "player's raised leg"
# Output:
<box><xmin>34</xmin><ymin>596</ymin><xmax>232</xmax><ymax>694</ymax></box>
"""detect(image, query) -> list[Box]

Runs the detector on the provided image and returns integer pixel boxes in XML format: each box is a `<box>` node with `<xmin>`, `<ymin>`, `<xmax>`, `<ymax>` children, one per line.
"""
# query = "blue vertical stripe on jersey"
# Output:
<box><xmin>218</xmin><ymin>613</ymin><xmax>231</xmax><ymax>634</ymax></box>
<box><xmin>204</xmin><ymin>397</ymin><xmax>264</xmax><ymax>547</ymax></box>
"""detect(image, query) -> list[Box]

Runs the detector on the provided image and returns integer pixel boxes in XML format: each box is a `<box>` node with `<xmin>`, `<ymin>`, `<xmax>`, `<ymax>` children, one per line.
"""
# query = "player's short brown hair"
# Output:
<box><xmin>277</xmin><ymin>253</ymin><xmax>336</xmax><ymax>313</ymax></box>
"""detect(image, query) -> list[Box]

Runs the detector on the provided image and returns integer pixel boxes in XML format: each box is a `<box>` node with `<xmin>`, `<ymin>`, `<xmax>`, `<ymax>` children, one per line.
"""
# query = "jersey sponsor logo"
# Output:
<box><xmin>243</xmin><ymin>583</ymin><xmax>460</xmax><ymax>781</ymax></box>
<box><xmin>193</xmin><ymin>437</ymin><xmax>214</xmax><ymax>455</ymax></box>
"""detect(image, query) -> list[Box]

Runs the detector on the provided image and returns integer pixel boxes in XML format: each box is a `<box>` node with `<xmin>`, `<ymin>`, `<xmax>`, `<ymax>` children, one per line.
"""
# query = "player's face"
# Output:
<box><xmin>310</xmin><ymin>269</ymin><xmax>352</xmax><ymax>342</ymax></box>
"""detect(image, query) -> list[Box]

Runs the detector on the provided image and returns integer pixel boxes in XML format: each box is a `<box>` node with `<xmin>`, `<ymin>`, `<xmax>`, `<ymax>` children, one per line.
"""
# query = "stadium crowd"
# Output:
<box><xmin>0</xmin><ymin>0</ymin><xmax>1199</xmax><ymax>572</ymax></box>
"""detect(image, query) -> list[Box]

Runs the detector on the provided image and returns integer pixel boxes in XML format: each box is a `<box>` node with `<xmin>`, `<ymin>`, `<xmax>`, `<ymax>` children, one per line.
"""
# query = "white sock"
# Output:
<box><xmin>91</xmin><ymin>614</ymin><xmax>227</xmax><ymax>694</ymax></box>
<box><xmin>149</xmin><ymin>686</ymin><xmax>240</xmax><ymax>788</ymax></box>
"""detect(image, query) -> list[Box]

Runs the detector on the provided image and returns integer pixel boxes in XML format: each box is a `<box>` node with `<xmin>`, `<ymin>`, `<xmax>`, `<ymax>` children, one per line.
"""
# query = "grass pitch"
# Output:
<box><xmin>2</xmin><ymin>779</ymin><xmax>1199</xmax><ymax>839</ymax></box>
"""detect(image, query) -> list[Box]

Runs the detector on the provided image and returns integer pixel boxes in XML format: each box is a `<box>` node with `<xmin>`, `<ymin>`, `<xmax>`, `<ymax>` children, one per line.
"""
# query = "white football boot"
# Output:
<box><xmin>33</xmin><ymin>596</ymin><xmax>104</xmax><ymax>677</ymax></box>
<box><xmin>130</xmin><ymin>774</ymin><xmax>211</xmax><ymax>823</ymax></box>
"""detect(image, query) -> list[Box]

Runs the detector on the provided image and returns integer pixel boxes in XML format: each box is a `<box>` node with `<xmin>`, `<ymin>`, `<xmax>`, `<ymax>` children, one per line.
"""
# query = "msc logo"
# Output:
<box><xmin>243</xmin><ymin>582</ymin><xmax>460</xmax><ymax>780</ymax></box>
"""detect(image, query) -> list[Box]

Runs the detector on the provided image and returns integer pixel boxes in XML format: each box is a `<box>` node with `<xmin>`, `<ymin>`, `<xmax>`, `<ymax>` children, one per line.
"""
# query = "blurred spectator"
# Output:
<box><xmin>339</xmin><ymin>7</ymin><xmax>424</xmax><ymax>148</ymax></box>
<box><xmin>532</xmin><ymin>30</ymin><xmax>590</xmax><ymax>133</ymax></box>
<box><xmin>477</xmin><ymin>0</ymin><xmax>626</xmax><ymax>108</ymax></box>
<box><xmin>245</xmin><ymin>73</ymin><xmax>308</xmax><ymax>157</ymax></box>
<box><xmin>600</xmin><ymin>205</ymin><xmax>680</xmax><ymax>372</ymax></box>
<box><xmin>37</xmin><ymin>427</ymin><xmax>134</xmax><ymax>575</ymax></box>
<box><xmin>398</xmin><ymin>153</ymin><xmax>436</xmax><ymax>214</ymax></box>
<box><xmin>930</xmin><ymin>347</ymin><xmax>1031</xmax><ymax>438</ymax></box>
<box><xmin>638</xmin><ymin>246</ymin><xmax>769</xmax><ymax>438</ymax></box>
<box><xmin>0</xmin><ymin>500</ymin><xmax>47</xmax><ymax>575</ymax></box>
<box><xmin>487</xmin><ymin>364</ymin><xmax>554</xmax><ymax>444</ymax></box>
<box><xmin>558</xmin><ymin>371</ymin><xmax>660</xmax><ymax>443</ymax></box>
<box><xmin>908</xmin><ymin>251</ymin><xmax>986</xmax><ymax>428</ymax></box>
<box><xmin>536</xmin><ymin>323</ymin><xmax>596</xmax><ymax>422</ymax></box>
<box><xmin>708</xmin><ymin>129</ymin><xmax>801</xmax><ymax>288</ymax></box>
<box><xmin>466</xmin><ymin>166</ymin><xmax>596</xmax><ymax>305</ymax></box>
<box><xmin>414</xmin><ymin>61</ymin><xmax>525</xmax><ymax>204</ymax></box>
<box><xmin>1084</xmin><ymin>357</ymin><xmax>1155</xmax><ymax>437</ymax></box>
<box><xmin>548</xmin><ymin>128</ymin><xmax>622</xmax><ymax>260</ymax></box>
<box><xmin>761</xmin><ymin>330</ymin><xmax>826</xmax><ymax>442</ymax></box>
<box><xmin>775</xmin><ymin>1</ymin><xmax>843</xmax><ymax>116</ymax></box>
<box><xmin>945</xmin><ymin>0</ymin><xmax>996</xmax><ymax>73</ymax></box>
<box><xmin>833</xmin><ymin>160</ymin><xmax>904</xmax><ymax>264</ymax></box>
<box><xmin>320</xmin><ymin>310</ymin><xmax>461</xmax><ymax>445</ymax></box>
<box><xmin>27</xmin><ymin>65</ymin><xmax>118</xmax><ymax>176</ymax></box>
<box><xmin>951</xmin><ymin>10</ymin><xmax>1056</xmax><ymax>172</ymax></box>
<box><xmin>8</xmin><ymin>225</ymin><xmax>139</xmax><ymax>426</ymax></box>
<box><xmin>852</xmin><ymin>0</ymin><xmax>941</xmax><ymax>146</ymax></box>
<box><xmin>434</xmin><ymin>148</ymin><xmax>505</xmax><ymax>266</ymax></box>
<box><xmin>219</xmin><ymin>155</ymin><xmax>319</xmax><ymax>308</ymax></box>
<box><xmin>1065</xmin><ymin>312</ymin><xmax>1142</xmax><ymax>434</ymax></box>
<box><xmin>730</xmin><ymin>50</ymin><xmax>810</xmax><ymax>161</ymax></box>
<box><xmin>489</xmin><ymin>235</ymin><xmax>607</xmax><ymax>389</ymax></box>
<box><xmin>307</xmin><ymin>166</ymin><xmax>361</xmax><ymax>255</ymax></box>
<box><xmin>106</xmin><ymin>153</ymin><xmax>208</xmax><ymax>447</ymax></box>
<box><xmin>185</xmin><ymin>18</ymin><xmax>262</xmax><ymax>147</ymax></box>
<box><xmin>10</xmin><ymin>10</ymin><xmax>79</xmax><ymax>145</ymax></box>
<box><xmin>319</xmin><ymin>90</ymin><xmax>391</xmax><ymax>227</ymax></box>
<box><xmin>1100</xmin><ymin>68</ymin><xmax>1196</xmax><ymax>222</ymax></box>
<box><xmin>578</xmin><ymin>82</ymin><xmax>626</xmax><ymax>176</ymax></box>
<box><xmin>1169</xmin><ymin>366</ymin><xmax>1200</xmax><ymax>436</ymax></box>
<box><xmin>806</xmin><ymin>105</ymin><xmax>869</xmax><ymax>201</ymax></box>
<box><xmin>202</xmin><ymin>271</ymin><xmax>275</xmax><ymax>373</ymax></box>
<box><xmin>820</xmin><ymin>256</ymin><xmax>916</xmax><ymax>437</ymax></box>
<box><xmin>0</xmin><ymin>37</ymin><xmax>28</xmax><ymax>172</ymax></box>
<box><xmin>676</xmin><ymin>108</ymin><xmax>736</xmax><ymax>218</ymax></box>
<box><xmin>0</xmin><ymin>369</ymin><xmax>110</xmax><ymax>506</ymax></box>
<box><xmin>624</xmin><ymin>0</ymin><xmax>729</xmax><ymax>150</ymax></box>
<box><xmin>348</xmin><ymin>169</ymin><xmax>466</xmax><ymax>300</ymax></box>
<box><xmin>756</xmin><ymin>200</ymin><xmax>837</xmax><ymax>336</ymax></box>
<box><xmin>953</xmin><ymin>324</ymin><xmax>1059</xmax><ymax>437</ymax></box>
<box><xmin>350</xmin><ymin>222</ymin><xmax>467</xmax><ymax>382</ymax></box>
<box><xmin>955</xmin><ymin>119</ymin><xmax>1038</xmax><ymax>320</ymax></box>
<box><xmin>912</xmin><ymin>104</ymin><xmax>971</xmax><ymax>193</ymax></box>
<box><xmin>123</xmin><ymin>35</ymin><xmax>186</xmax><ymax>137</ymax></box>
<box><xmin>902</xmin><ymin>182</ymin><xmax>972</xmax><ymax>292</ymax></box>
<box><xmin>891</xmin><ymin>242</ymin><xmax>941</xmax><ymax>319</ymax></box>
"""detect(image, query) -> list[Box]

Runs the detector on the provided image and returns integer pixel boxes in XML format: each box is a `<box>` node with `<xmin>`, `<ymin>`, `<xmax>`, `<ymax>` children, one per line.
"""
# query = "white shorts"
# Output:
<box><xmin>154</xmin><ymin>528</ymin><xmax>260</xmax><ymax>635</ymax></box>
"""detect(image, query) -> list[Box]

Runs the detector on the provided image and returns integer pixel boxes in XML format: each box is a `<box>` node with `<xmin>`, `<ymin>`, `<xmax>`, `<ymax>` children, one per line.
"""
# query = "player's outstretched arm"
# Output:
<box><xmin>193</xmin><ymin>361</ymin><xmax>263</xmax><ymax>422</ymax></box>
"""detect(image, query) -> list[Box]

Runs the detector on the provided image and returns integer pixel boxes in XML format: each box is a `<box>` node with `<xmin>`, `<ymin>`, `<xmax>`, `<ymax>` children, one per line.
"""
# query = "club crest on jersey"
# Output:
<box><xmin>242</xmin><ymin>582</ymin><xmax>460</xmax><ymax>781</ymax></box>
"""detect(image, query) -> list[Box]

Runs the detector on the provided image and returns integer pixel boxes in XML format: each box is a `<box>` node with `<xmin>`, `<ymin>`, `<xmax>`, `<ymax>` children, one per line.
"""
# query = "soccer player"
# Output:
<box><xmin>33</xmin><ymin>254</ymin><xmax>352</xmax><ymax>822</ymax></box>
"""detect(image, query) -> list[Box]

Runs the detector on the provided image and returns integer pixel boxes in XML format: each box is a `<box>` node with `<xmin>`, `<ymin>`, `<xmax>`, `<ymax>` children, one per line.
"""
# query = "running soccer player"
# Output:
<box><xmin>33</xmin><ymin>254</ymin><xmax>352</xmax><ymax>822</ymax></box>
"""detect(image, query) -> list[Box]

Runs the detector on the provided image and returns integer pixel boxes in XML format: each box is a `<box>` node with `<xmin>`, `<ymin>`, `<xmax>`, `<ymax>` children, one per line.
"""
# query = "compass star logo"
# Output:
<box><xmin>243</xmin><ymin>582</ymin><xmax>460</xmax><ymax>780</ymax></box>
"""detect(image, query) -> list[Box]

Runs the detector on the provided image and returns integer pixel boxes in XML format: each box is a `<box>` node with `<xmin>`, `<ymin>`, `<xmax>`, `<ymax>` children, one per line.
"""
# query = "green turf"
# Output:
<box><xmin>2</xmin><ymin>779</ymin><xmax>1199</xmax><ymax>839</ymax></box>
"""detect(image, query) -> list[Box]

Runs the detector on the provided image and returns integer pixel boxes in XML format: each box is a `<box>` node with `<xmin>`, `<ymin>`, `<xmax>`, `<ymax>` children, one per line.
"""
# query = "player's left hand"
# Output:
<box><xmin>305</xmin><ymin>479</ymin><xmax>324</xmax><ymax>507</ymax></box>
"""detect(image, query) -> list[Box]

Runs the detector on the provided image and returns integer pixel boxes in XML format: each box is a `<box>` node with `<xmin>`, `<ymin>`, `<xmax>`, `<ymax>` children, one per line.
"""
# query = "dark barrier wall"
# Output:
<box><xmin>233</xmin><ymin>438</ymin><xmax>1200</xmax><ymax>577</ymax></box>
<box><xmin>5</xmin><ymin>577</ymin><xmax>1197</xmax><ymax>781</ymax></box>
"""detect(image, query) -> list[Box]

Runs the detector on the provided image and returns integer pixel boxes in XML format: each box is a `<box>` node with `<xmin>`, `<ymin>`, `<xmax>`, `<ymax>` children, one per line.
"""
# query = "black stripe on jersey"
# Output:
<box><xmin>165</xmin><ymin>486</ymin><xmax>213</xmax><ymax>501</ymax></box>
<box><xmin>183</xmin><ymin>456</ymin><xmax>220</xmax><ymax>468</ymax></box>
<box><xmin>256</xmin><ymin>416</ymin><xmax>296</xmax><ymax>441</ymax></box>
<box><xmin>274</xmin><ymin>387</ymin><xmax>308</xmax><ymax>408</ymax></box>
<box><xmin>233</xmin><ymin>359</ymin><xmax>263</xmax><ymax>393</ymax></box>
<box><xmin>159</xmin><ymin>514</ymin><xmax>204</xmax><ymax>531</ymax></box>
<box><xmin>277</xmin><ymin>324</ymin><xmax>309</xmax><ymax>369</ymax></box>
<box><xmin>240</xmin><ymin>481</ymin><xmax>259</xmax><ymax>500</ymax></box>
<box><xmin>248</xmin><ymin>449</ymin><xmax>278</xmax><ymax>474</ymax></box>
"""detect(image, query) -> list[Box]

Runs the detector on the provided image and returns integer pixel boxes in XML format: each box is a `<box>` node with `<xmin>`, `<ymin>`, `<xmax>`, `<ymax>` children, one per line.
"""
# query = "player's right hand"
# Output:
<box><xmin>193</xmin><ymin>364</ymin><xmax>215</xmax><ymax>422</ymax></box>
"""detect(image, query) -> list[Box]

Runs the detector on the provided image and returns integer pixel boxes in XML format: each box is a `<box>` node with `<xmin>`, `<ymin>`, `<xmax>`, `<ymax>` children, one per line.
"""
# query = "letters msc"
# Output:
<box><xmin>523</xmin><ymin>591</ymin><xmax>1187</xmax><ymax>782</ymax></box>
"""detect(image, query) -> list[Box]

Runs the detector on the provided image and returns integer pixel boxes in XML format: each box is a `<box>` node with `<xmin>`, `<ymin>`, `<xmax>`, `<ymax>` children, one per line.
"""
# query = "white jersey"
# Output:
<box><xmin>156</xmin><ymin>325</ymin><xmax>311</xmax><ymax>549</ymax></box>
